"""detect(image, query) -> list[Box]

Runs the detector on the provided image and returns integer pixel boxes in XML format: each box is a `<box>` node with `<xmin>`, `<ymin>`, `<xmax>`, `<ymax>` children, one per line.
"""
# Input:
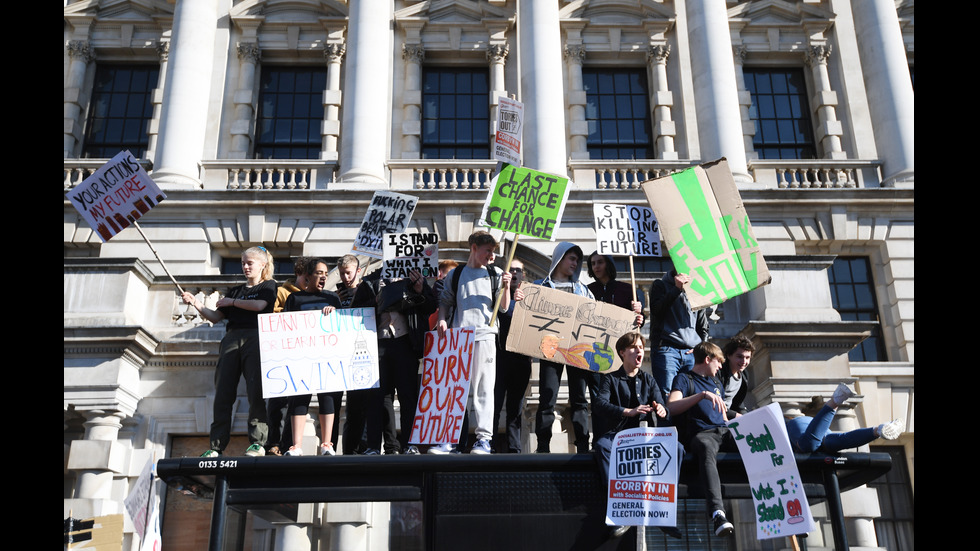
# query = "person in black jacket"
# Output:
<box><xmin>719</xmin><ymin>335</ymin><xmax>756</xmax><ymax>419</ymax></box>
<box><xmin>593</xmin><ymin>331</ymin><xmax>682</xmax><ymax>539</ymax></box>
<box><xmin>648</xmin><ymin>270</ymin><xmax>710</xmax><ymax>393</ymax></box>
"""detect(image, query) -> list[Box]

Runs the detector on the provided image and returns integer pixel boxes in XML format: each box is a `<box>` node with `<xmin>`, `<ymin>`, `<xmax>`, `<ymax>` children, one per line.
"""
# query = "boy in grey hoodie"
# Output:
<box><xmin>533</xmin><ymin>242</ymin><xmax>597</xmax><ymax>453</ymax></box>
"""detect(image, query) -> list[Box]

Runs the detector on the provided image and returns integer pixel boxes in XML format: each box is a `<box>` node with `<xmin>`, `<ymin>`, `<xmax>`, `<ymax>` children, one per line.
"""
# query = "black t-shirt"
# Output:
<box><xmin>219</xmin><ymin>280</ymin><xmax>277</xmax><ymax>330</ymax></box>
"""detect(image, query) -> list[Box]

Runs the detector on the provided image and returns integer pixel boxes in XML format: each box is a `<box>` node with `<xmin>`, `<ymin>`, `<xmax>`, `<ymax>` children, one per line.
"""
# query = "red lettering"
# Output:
<box><xmin>424</xmin><ymin>332</ymin><xmax>434</xmax><ymax>356</ymax></box>
<box><xmin>418</xmin><ymin>386</ymin><xmax>433</xmax><ymax>412</ymax></box>
<box><xmin>421</xmin><ymin>358</ymin><xmax>434</xmax><ymax>385</ymax></box>
<box><xmin>452</xmin><ymin>385</ymin><xmax>466</xmax><ymax>412</ymax></box>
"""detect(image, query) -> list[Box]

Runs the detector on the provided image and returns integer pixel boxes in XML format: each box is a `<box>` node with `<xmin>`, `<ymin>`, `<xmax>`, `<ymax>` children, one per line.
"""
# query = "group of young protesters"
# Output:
<box><xmin>187</xmin><ymin>233</ymin><xmax>905</xmax><ymax>544</ymax></box>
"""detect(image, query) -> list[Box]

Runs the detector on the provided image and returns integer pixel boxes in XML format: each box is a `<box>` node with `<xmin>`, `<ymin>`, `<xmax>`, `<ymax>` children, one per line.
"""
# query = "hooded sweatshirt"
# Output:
<box><xmin>534</xmin><ymin>242</ymin><xmax>594</xmax><ymax>299</ymax></box>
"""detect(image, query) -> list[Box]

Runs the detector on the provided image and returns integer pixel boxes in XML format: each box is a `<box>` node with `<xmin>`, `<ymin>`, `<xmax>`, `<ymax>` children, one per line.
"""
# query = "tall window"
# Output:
<box><xmin>83</xmin><ymin>65</ymin><xmax>159</xmax><ymax>159</ymax></box>
<box><xmin>744</xmin><ymin>68</ymin><xmax>816</xmax><ymax>159</ymax></box>
<box><xmin>421</xmin><ymin>68</ymin><xmax>490</xmax><ymax>159</ymax></box>
<box><xmin>582</xmin><ymin>68</ymin><xmax>653</xmax><ymax>160</ymax></box>
<box><xmin>829</xmin><ymin>257</ymin><xmax>886</xmax><ymax>361</ymax></box>
<box><xmin>255</xmin><ymin>67</ymin><xmax>326</xmax><ymax>159</ymax></box>
<box><xmin>868</xmin><ymin>446</ymin><xmax>914</xmax><ymax>551</ymax></box>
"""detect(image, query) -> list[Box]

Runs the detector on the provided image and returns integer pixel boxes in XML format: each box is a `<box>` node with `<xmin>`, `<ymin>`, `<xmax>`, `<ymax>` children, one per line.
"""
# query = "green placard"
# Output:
<box><xmin>480</xmin><ymin>164</ymin><xmax>570</xmax><ymax>240</ymax></box>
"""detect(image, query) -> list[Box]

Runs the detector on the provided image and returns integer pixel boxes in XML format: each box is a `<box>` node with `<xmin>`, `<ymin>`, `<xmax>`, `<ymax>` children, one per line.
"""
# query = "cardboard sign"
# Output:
<box><xmin>493</xmin><ymin>97</ymin><xmax>524</xmax><ymax>166</ymax></box>
<box><xmin>479</xmin><ymin>165</ymin><xmax>570</xmax><ymax>241</ymax></box>
<box><xmin>258</xmin><ymin>308</ymin><xmax>380</xmax><ymax>398</ymax></box>
<box><xmin>728</xmin><ymin>403</ymin><xmax>815</xmax><ymax>539</ymax></box>
<box><xmin>382</xmin><ymin>232</ymin><xmax>439</xmax><ymax>279</ymax></box>
<box><xmin>410</xmin><ymin>328</ymin><xmax>475</xmax><ymax>445</ymax></box>
<box><xmin>352</xmin><ymin>191</ymin><xmax>419</xmax><ymax>258</ymax></box>
<box><xmin>505</xmin><ymin>284</ymin><xmax>636</xmax><ymax>373</ymax></box>
<box><xmin>605</xmin><ymin>427</ymin><xmax>679</xmax><ymax>527</ymax></box>
<box><xmin>640</xmin><ymin>158</ymin><xmax>770</xmax><ymax>310</ymax></box>
<box><xmin>123</xmin><ymin>459</ymin><xmax>154</xmax><ymax>540</ymax></box>
<box><xmin>593</xmin><ymin>203</ymin><xmax>662</xmax><ymax>257</ymax></box>
<box><xmin>66</xmin><ymin>150</ymin><xmax>167</xmax><ymax>242</ymax></box>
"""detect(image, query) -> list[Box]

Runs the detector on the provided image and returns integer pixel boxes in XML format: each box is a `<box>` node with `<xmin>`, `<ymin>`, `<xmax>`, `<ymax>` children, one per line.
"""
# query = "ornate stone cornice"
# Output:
<box><xmin>401</xmin><ymin>43</ymin><xmax>424</xmax><ymax>63</ymax></box>
<box><xmin>563</xmin><ymin>44</ymin><xmax>586</xmax><ymax>63</ymax></box>
<box><xmin>647</xmin><ymin>44</ymin><xmax>671</xmax><ymax>64</ymax></box>
<box><xmin>67</xmin><ymin>40</ymin><xmax>95</xmax><ymax>63</ymax></box>
<box><xmin>237</xmin><ymin>42</ymin><xmax>261</xmax><ymax>63</ymax></box>
<box><xmin>486</xmin><ymin>43</ymin><xmax>509</xmax><ymax>63</ymax></box>
<box><xmin>805</xmin><ymin>44</ymin><xmax>832</xmax><ymax>66</ymax></box>
<box><xmin>325</xmin><ymin>43</ymin><xmax>347</xmax><ymax>63</ymax></box>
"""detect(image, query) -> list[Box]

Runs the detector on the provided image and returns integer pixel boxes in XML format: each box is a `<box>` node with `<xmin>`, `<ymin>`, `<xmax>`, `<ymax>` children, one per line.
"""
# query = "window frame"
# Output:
<box><xmin>743</xmin><ymin>67</ymin><xmax>818</xmax><ymax>160</ymax></box>
<box><xmin>253</xmin><ymin>66</ymin><xmax>328</xmax><ymax>160</ymax></box>
<box><xmin>581</xmin><ymin>67</ymin><xmax>654</xmax><ymax>161</ymax></box>
<box><xmin>420</xmin><ymin>66</ymin><xmax>491</xmax><ymax>160</ymax></box>
<box><xmin>828</xmin><ymin>256</ymin><xmax>887</xmax><ymax>362</ymax></box>
<box><xmin>82</xmin><ymin>63</ymin><xmax>161</xmax><ymax>159</ymax></box>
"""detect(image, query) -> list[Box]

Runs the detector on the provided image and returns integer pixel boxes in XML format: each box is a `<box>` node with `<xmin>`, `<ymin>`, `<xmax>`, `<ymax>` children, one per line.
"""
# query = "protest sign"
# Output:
<box><xmin>382</xmin><ymin>232</ymin><xmax>439</xmax><ymax>279</ymax></box>
<box><xmin>410</xmin><ymin>328</ymin><xmax>475</xmax><ymax>445</ymax></box>
<box><xmin>66</xmin><ymin>150</ymin><xmax>167</xmax><ymax>242</ymax></box>
<box><xmin>605</xmin><ymin>427</ymin><xmax>679</xmax><ymax>527</ymax></box>
<box><xmin>258</xmin><ymin>308</ymin><xmax>379</xmax><ymax>398</ymax></box>
<box><xmin>123</xmin><ymin>459</ymin><xmax>154</xmax><ymax>541</ymax></box>
<box><xmin>352</xmin><ymin>191</ymin><xmax>419</xmax><ymax>258</ymax></box>
<box><xmin>728</xmin><ymin>403</ymin><xmax>815</xmax><ymax>539</ymax></box>
<box><xmin>505</xmin><ymin>284</ymin><xmax>636</xmax><ymax>373</ymax></box>
<box><xmin>593</xmin><ymin>203</ymin><xmax>662</xmax><ymax>257</ymax></box>
<box><xmin>479</xmin><ymin>165</ymin><xmax>570</xmax><ymax>240</ymax></box>
<box><xmin>493</xmin><ymin>97</ymin><xmax>524</xmax><ymax>166</ymax></box>
<box><xmin>640</xmin><ymin>158</ymin><xmax>770</xmax><ymax>310</ymax></box>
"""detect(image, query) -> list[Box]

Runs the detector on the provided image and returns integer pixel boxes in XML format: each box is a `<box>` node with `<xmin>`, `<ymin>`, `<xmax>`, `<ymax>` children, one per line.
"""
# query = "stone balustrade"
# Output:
<box><xmin>388</xmin><ymin>160</ymin><xmax>497</xmax><ymax>190</ymax></box>
<box><xmin>748</xmin><ymin>159</ymin><xmax>882</xmax><ymax>189</ymax></box>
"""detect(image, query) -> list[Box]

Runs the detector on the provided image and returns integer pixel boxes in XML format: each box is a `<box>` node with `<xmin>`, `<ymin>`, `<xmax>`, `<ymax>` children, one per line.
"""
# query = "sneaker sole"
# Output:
<box><xmin>715</xmin><ymin>523</ymin><xmax>734</xmax><ymax>536</ymax></box>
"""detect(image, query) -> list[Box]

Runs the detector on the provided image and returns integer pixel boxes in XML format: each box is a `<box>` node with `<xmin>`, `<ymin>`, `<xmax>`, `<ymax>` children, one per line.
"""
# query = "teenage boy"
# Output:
<box><xmin>533</xmin><ymin>242</ymin><xmax>596</xmax><ymax>453</ymax></box>
<box><xmin>719</xmin><ymin>335</ymin><xmax>756</xmax><ymax>419</ymax></box>
<box><xmin>667</xmin><ymin>342</ymin><xmax>736</xmax><ymax>538</ymax></box>
<box><xmin>593</xmin><ymin>332</ymin><xmax>681</xmax><ymax>539</ymax></box>
<box><xmin>432</xmin><ymin>231</ymin><xmax>512</xmax><ymax>454</ymax></box>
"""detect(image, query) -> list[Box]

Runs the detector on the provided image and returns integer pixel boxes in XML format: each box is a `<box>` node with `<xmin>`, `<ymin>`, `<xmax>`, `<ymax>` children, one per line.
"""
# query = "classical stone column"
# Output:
<box><xmin>647</xmin><ymin>44</ymin><xmax>678</xmax><ymax>160</ymax></box>
<box><xmin>685</xmin><ymin>0</ymin><xmax>750</xmax><ymax>182</ymax></box>
<box><xmin>229</xmin><ymin>42</ymin><xmax>261</xmax><ymax>159</ymax></box>
<box><xmin>732</xmin><ymin>46</ymin><xmax>756</xmax><ymax>160</ymax></box>
<box><xmin>152</xmin><ymin>0</ymin><xmax>219</xmax><ymax>188</ymax></box>
<box><xmin>323</xmin><ymin>43</ymin><xmax>346</xmax><ymax>161</ymax></box>
<box><xmin>401</xmin><ymin>44</ymin><xmax>424</xmax><ymax>159</ymax></box>
<box><xmin>564</xmin><ymin>44</ymin><xmax>588</xmax><ymax>160</ymax></box>
<box><xmin>805</xmin><ymin>45</ymin><xmax>846</xmax><ymax>160</ymax></box>
<box><xmin>339</xmin><ymin>0</ymin><xmax>392</xmax><ymax>184</ymax></box>
<box><xmin>852</xmin><ymin>0</ymin><xmax>914</xmax><ymax>186</ymax></box>
<box><xmin>64</xmin><ymin>40</ymin><xmax>94</xmax><ymax>158</ymax></box>
<box><xmin>518</xmin><ymin>0</ymin><xmax>567</xmax><ymax>176</ymax></box>
<box><xmin>70</xmin><ymin>410</ymin><xmax>126</xmax><ymax>502</ymax></box>
<box><xmin>488</xmin><ymin>43</ymin><xmax>510</xmax><ymax>154</ymax></box>
<box><xmin>146</xmin><ymin>41</ymin><xmax>170</xmax><ymax>165</ymax></box>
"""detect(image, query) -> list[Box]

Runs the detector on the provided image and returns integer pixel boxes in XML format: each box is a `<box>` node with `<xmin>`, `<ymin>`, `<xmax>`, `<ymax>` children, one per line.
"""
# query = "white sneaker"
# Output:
<box><xmin>285</xmin><ymin>446</ymin><xmax>303</xmax><ymax>456</ymax></box>
<box><xmin>244</xmin><ymin>444</ymin><xmax>265</xmax><ymax>457</ymax></box>
<box><xmin>831</xmin><ymin>383</ymin><xmax>855</xmax><ymax>406</ymax></box>
<box><xmin>427</xmin><ymin>443</ymin><xmax>456</xmax><ymax>455</ymax></box>
<box><xmin>320</xmin><ymin>443</ymin><xmax>336</xmax><ymax>456</ymax></box>
<box><xmin>877</xmin><ymin>419</ymin><xmax>904</xmax><ymax>440</ymax></box>
<box><xmin>471</xmin><ymin>439</ymin><xmax>492</xmax><ymax>455</ymax></box>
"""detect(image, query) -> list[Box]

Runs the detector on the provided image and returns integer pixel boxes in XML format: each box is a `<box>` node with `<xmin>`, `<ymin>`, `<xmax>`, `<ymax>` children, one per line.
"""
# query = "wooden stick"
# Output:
<box><xmin>132</xmin><ymin>220</ymin><xmax>184</xmax><ymax>295</ymax></box>
<box><xmin>489</xmin><ymin>233</ymin><xmax>519</xmax><ymax>327</ymax></box>
<box><xmin>628</xmin><ymin>255</ymin><xmax>637</xmax><ymax>303</ymax></box>
<box><xmin>790</xmin><ymin>535</ymin><xmax>801</xmax><ymax>551</ymax></box>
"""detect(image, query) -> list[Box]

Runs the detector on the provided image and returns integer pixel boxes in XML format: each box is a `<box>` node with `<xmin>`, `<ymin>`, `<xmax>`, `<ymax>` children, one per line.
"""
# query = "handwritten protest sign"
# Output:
<box><xmin>593</xmin><ymin>203</ymin><xmax>662</xmax><ymax>257</ymax></box>
<box><xmin>493</xmin><ymin>97</ymin><xmax>524</xmax><ymax>166</ymax></box>
<box><xmin>382</xmin><ymin>232</ymin><xmax>439</xmax><ymax>279</ymax></box>
<box><xmin>505</xmin><ymin>284</ymin><xmax>635</xmax><ymax>373</ymax></box>
<box><xmin>66</xmin><ymin>150</ymin><xmax>167</xmax><ymax>242</ymax></box>
<box><xmin>728</xmin><ymin>403</ymin><xmax>815</xmax><ymax>539</ymax></box>
<box><xmin>606</xmin><ymin>427</ymin><xmax>679</xmax><ymax>527</ymax></box>
<box><xmin>352</xmin><ymin>191</ymin><xmax>419</xmax><ymax>258</ymax></box>
<box><xmin>410</xmin><ymin>328</ymin><xmax>474</xmax><ymax>445</ymax></box>
<box><xmin>479</xmin><ymin>165</ymin><xmax>570</xmax><ymax>240</ymax></box>
<box><xmin>258</xmin><ymin>308</ymin><xmax>379</xmax><ymax>398</ymax></box>
<box><xmin>641</xmin><ymin>158</ymin><xmax>770</xmax><ymax>310</ymax></box>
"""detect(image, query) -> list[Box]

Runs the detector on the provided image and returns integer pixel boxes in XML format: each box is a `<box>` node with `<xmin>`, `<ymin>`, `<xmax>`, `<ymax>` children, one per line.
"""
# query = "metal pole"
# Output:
<box><xmin>823</xmin><ymin>467</ymin><xmax>849</xmax><ymax>551</ymax></box>
<box><xmin>208</xmin><ymin>475</ymin><xmax>228</xmax><ymax>551</ymax></box>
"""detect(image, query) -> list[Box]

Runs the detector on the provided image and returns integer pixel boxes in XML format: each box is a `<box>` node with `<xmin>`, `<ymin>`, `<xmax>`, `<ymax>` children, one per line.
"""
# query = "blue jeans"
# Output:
<box><xmin>652</xmin><ymin>345</ymin><xmax>695</xmax><ymax>393</ymax></box>
<box><xmin>787</xmin><ymin>405</ymin><xmax>878</xmax><ymax>453</ymax></box>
